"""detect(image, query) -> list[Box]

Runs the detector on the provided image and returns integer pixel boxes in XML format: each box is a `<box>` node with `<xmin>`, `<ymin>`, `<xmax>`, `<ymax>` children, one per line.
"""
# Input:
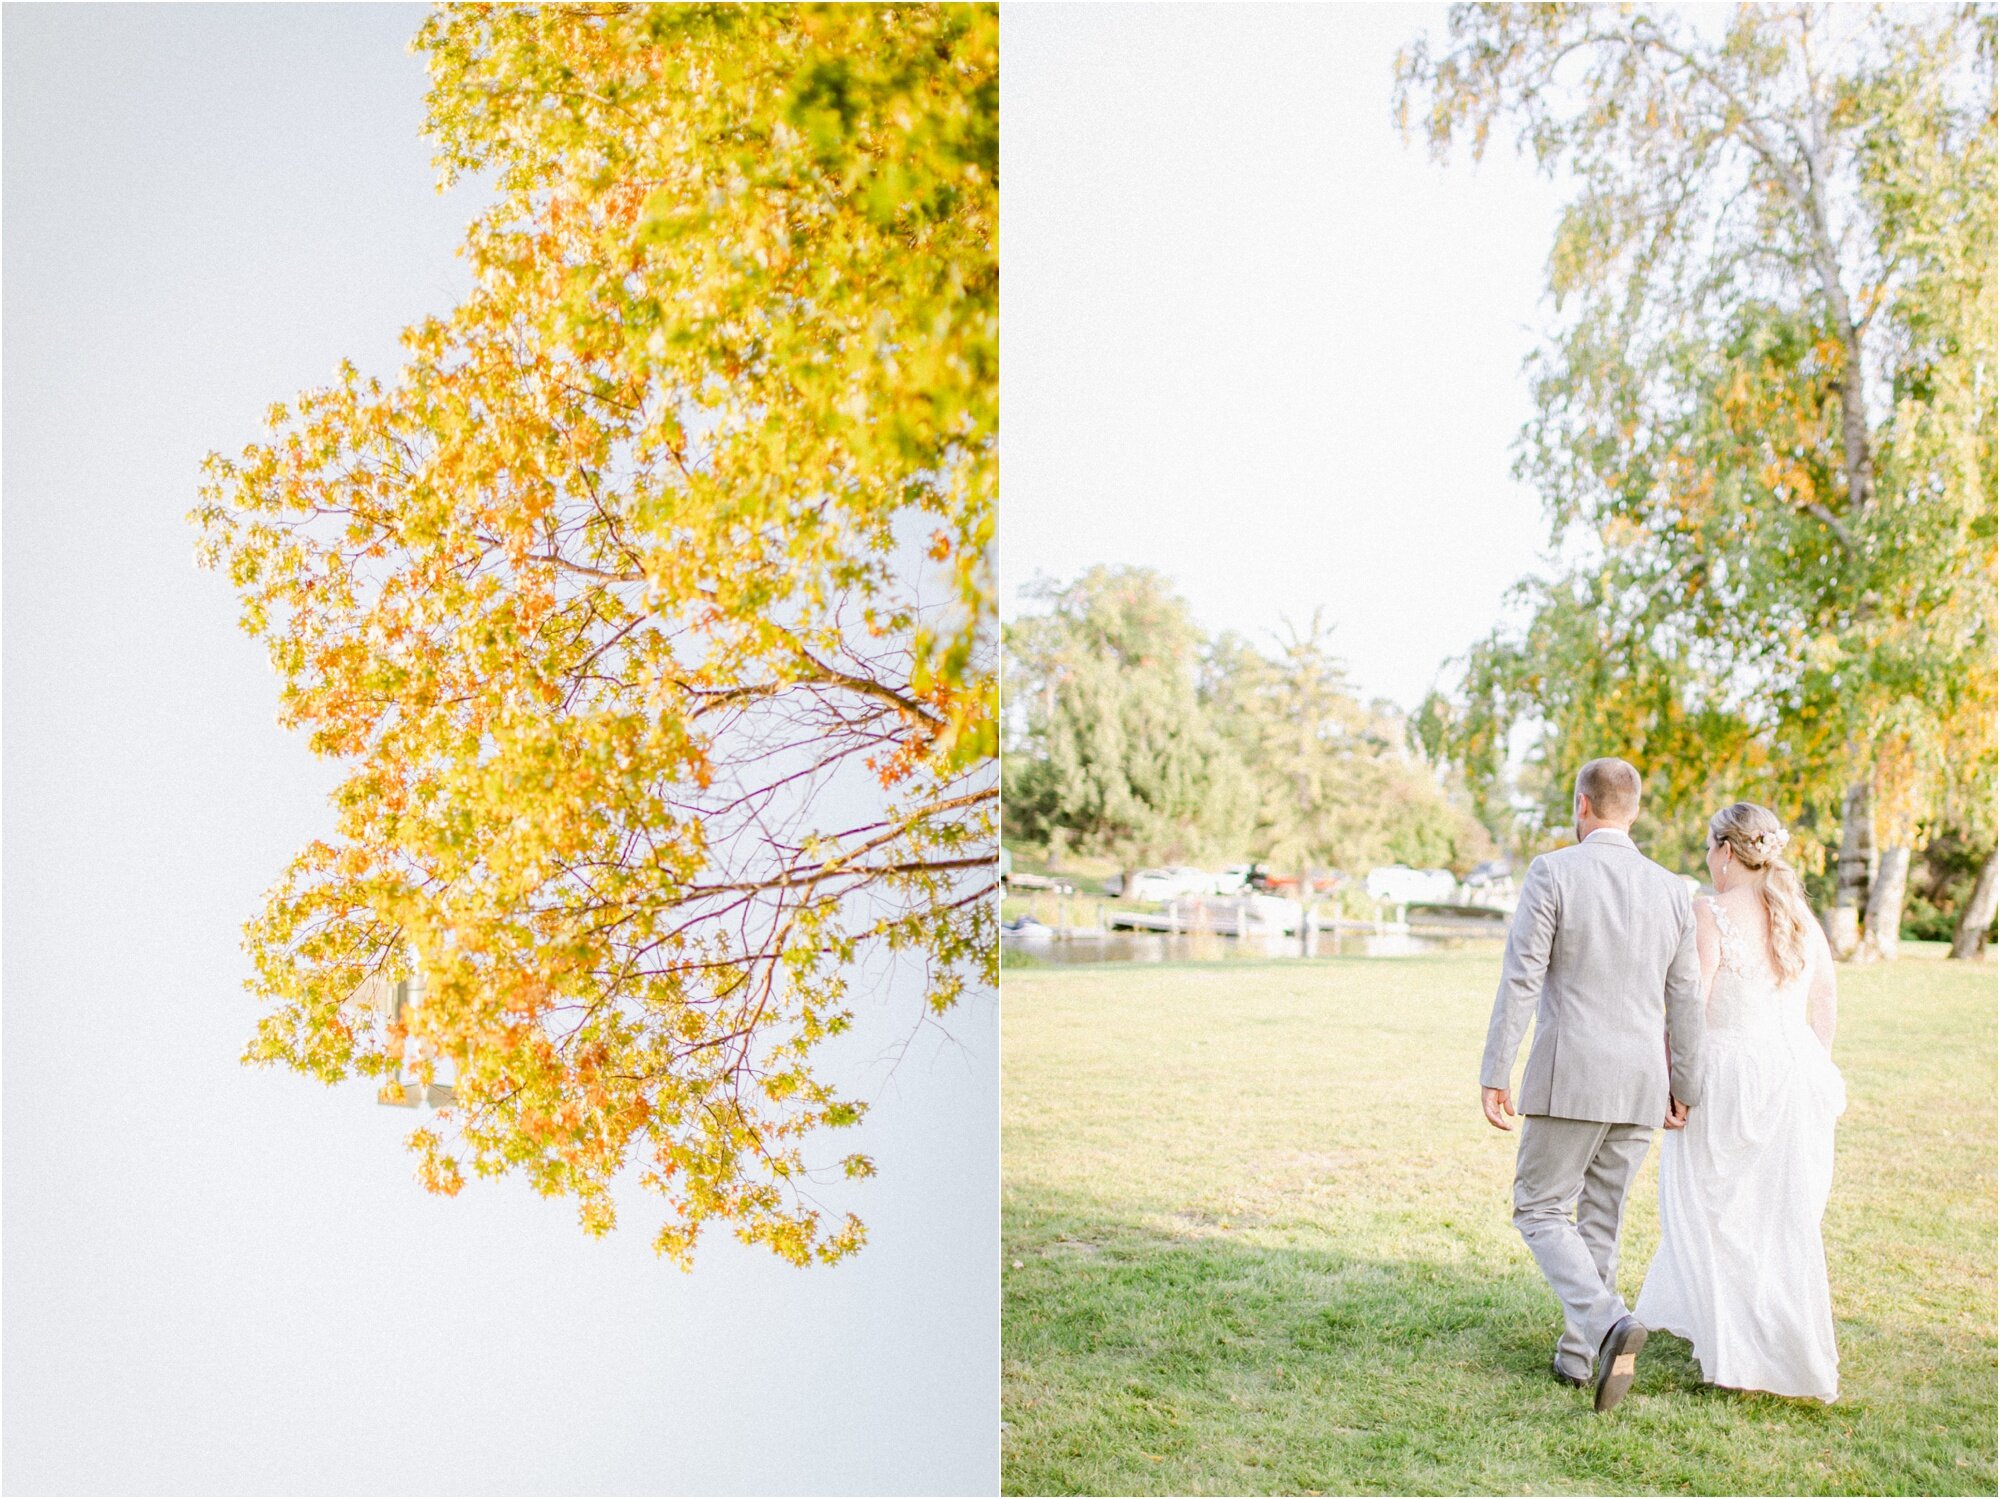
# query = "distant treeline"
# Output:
<box><xmin>1001</xmin><ymin>567</ymin><xmax>1494</xmax><ymax>892</ymax></box>
<box><xmin>1003</xmin><ymin>566</ymin><xmax>1995</xmax><ymax>953</ymax></box>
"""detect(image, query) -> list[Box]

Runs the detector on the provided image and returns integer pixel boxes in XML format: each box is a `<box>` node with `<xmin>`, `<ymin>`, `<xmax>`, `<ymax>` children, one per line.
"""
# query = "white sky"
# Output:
<box><xmin>1002</xmin><ymin>3</ymin><xmax>1572</xmax><ymax>712</ymax></box>
<box><xmin>2</xmin><ymin>7</ymin><xmax>994</xmax><ymax>1494</ymax></box>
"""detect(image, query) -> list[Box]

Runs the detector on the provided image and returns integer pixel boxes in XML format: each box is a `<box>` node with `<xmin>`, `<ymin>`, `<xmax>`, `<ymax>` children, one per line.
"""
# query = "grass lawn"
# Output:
<box><xmin>1002</xmin><ymin>945</ymin><xmax>1997</xmax><ymax>1495</ymax></box>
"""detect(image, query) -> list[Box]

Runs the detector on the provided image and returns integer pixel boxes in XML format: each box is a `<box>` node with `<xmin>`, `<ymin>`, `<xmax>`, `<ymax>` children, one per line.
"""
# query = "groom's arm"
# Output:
<box><xmin>1481</xmin><ymin>855</ymin><xmax>1558</xmax><ymax>1098</ymax></box>
<box><xmin>1662</xmin><ymin>891</ymin><xmax>1705</xmax><ymax>1107</ymax></box>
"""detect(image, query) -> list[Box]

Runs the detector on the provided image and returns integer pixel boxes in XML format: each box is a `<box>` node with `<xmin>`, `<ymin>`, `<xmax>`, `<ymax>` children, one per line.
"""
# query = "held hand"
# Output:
<box><xmin>1662</xmin><ymin>1095</ymin><xmax>1690</xmax><ymax>1130</ymax></box>
<box><xmin>1481</xmin><ymin>1086</ymin><xmax>1517</xmax><ymax>1132</ymax></box>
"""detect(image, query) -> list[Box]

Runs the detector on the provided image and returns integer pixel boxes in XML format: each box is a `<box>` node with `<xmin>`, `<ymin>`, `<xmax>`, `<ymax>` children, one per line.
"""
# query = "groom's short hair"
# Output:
<box><xmin>1576</xmin><ymin>757</ymin><xmax>1642</xmax><ymax>821</ymax></box>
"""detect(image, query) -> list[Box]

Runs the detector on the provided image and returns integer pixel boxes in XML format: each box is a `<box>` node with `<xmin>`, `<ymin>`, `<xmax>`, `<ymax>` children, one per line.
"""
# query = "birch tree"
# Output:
<box><xmin>1400</xmin><ymin>3</ymin><xmax>1996</xmax><ymax>957</ymax></box>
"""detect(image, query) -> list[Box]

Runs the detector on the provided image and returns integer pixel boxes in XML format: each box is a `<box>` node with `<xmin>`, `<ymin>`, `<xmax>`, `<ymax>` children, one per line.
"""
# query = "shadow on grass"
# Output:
<box><xmin>1002</xmin><ymin>1192</ymin><xmax>1986</xmax><ymax>1497</ymax></box>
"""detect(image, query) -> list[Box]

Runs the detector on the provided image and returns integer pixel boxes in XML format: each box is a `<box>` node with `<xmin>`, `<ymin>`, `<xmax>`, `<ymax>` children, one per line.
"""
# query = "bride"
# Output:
<box><xmin>1634</xmin><ymin>801</ymin><xmax>1847</xmax><ymax>1401</ymax></box>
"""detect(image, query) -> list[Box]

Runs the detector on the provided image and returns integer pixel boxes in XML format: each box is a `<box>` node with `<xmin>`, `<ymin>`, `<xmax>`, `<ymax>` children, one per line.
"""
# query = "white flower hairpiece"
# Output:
<box><xmin>1747</xmin><ymin>827</ymin><xmax>1790</xmax><ymax>860</ymax></box>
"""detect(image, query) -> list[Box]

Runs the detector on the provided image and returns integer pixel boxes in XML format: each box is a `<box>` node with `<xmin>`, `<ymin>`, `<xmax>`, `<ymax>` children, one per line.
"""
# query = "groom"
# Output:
<box><xmin>1480</xmin><ymin>757</ymin><xmax>1705</xmax><ymax>1413</ymax></box>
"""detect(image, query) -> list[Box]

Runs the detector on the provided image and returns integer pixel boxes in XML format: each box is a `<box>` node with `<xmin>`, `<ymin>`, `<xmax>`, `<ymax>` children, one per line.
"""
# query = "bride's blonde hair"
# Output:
<box><xmin>1710</xmin><ymin>801</ymin><xmax>1812</xmax><ymax>983</ymax></box>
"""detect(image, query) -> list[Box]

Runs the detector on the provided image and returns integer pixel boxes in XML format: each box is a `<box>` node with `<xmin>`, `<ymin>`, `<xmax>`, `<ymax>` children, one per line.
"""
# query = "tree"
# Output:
<box><xmin>1002</xmin><ymin>566</ymin><xmax>1252</xmax><ymax>885</ymax></box>
<box><xmin>1415</xmin><ymin>562</ymin><xmax>1789</xmax><ymax>870</ymax></box>
<box><xmin>1400</xmin><ymin>4</ymin><xmax>1996</xmax><ymax>955</ymax></box>
<box><xmin>1207</xmin><ymin>622</ymin><xmax>1366</xmax><ymax>952</ymax></box>
<box><xmin>190</xmin><ymin>3</ymin><xmax>997</xmax><ymax>1267</ymax></box>
<box><xmin>1206</xmin><ymin>618</ymin><xmax>1493</xmax><ymax>946</ymax></box>
<box><xmin>1002</xmin><ymin>572</ymin><xmax>1492</xmax><ymax>934</ymax></box>
<box><xmin>1951</xmin><ymin>851</ymin><xmax>2000</xmax><ymax>958</ymax></box>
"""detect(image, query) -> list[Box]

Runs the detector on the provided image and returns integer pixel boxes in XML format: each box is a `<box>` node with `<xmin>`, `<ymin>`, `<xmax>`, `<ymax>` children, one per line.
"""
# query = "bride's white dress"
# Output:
<box><xmin>1634</xmin><ymin>897</ymin><xmax>1846</xmax><ymax>1400</ymax></box>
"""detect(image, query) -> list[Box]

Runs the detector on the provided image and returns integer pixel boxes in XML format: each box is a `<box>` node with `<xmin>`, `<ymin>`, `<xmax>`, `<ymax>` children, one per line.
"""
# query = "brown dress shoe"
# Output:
<box><xmin>1593</xmin><ymin>1315</ymin><xmax>1648</xmax><ymax>1412</ymax></box>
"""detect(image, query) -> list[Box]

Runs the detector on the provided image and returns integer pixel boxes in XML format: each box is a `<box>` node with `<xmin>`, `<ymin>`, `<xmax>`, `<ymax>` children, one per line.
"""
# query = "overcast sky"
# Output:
<box><xmin>1002</xmin><ymin>3</ymin><xmax>1571</xmax><ymax>712</ymax></box>
<box><xmin>2</xmin><ymin>7</ymin><xmax>995</xmax><ymax>1494</ymax></box>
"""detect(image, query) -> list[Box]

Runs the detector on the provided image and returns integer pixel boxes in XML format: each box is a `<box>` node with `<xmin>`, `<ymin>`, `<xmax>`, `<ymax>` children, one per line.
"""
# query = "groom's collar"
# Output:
<box><xmin>1581</xmin><ymin>827</ymin><xmax>1637</xmax><ymax>849</ymax></box>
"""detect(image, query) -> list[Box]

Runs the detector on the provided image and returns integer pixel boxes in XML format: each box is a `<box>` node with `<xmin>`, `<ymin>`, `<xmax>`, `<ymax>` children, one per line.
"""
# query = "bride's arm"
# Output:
<box><xmin>1662</xmin><ymin>897</ymin><xmax>1722</xmax><ymax>1110</ymax></box>
<box><xmin>1693</xmin><ymin>897</ymin><xmax>1721</xmax><ymax>1007</ymax></box>
<box><xmin>1805</xmin><ymin>916</ymin><xmax>1838</xmax><ymax>1053</ymax></box>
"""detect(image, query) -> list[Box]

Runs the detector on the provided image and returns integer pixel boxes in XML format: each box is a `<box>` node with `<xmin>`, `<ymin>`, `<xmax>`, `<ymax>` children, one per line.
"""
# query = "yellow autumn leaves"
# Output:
<box><xmin>192</xmin><ymin>3</ymin><xmax>996</xmax><ymax>1267</ymax></box>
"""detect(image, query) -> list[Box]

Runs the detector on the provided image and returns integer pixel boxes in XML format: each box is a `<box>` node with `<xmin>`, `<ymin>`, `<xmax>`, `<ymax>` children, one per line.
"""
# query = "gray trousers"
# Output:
<box><xmin>1513</xmin><ymin>1114</ymin><xmax>1655</xmax><ymax>1376</ymax></box>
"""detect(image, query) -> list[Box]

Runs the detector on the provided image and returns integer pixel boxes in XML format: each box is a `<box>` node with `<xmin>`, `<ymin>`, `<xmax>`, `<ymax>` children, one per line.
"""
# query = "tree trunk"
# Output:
<box><xmin>1298</xmin><ymin>862</ymin><xmax>1313</xmax><ymax>958</ymax></box>
<box><xmin>1858</xmin><ymin>845</ymin><xmax>1910</xmax><ymax>963</ymax></box>
<box><xmin>1825</xmin><ymin>779</ymin><xmax>1874</xmax><ymax>960</ymax></box>
<box><xmin>1950</xmin><ymin>851</ymin><xmax>1998</xmax><ymax>960</ymax></box>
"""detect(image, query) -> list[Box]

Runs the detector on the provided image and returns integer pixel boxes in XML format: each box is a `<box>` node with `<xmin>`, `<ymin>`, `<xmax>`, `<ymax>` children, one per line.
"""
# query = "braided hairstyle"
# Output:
<box><xmin>1709</xmin><ymin>801</ymin><xmax>1812</xmax><ymax>983</ymax></box>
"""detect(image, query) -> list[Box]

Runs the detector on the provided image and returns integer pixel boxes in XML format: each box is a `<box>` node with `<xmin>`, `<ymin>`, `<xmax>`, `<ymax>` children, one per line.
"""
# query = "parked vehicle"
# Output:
<box><xmin>1365</xmin><ymin>865</ymin><xmax>1459</xmax><ymax>905</ymax></box>
<box><xmin>1456</xmin><ymin>859</ymin><xmax>1518</xmax><ymax>909</ymax></box>
<box><xmin>1211</xmin><ymin>863</ymin><xmax>1254</xmax><ymax>895</ymax></box>
<box><xmin>1250</xmin><ymin>863</ymin><xmax>1345</xmax><ymax>895</ymax></box>
<box><xmin>1105</xmin><ymin>868</ymin><xmax>1194</xmax><ymax>902</ymax></box>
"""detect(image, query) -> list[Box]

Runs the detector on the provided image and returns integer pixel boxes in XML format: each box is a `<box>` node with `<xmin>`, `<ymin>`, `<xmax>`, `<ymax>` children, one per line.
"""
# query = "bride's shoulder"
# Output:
<box><xmin>1695</xmin><ymin>890</ymin><xmax>1759</xmax><ymax>955</ymax></box>
<box><xmin>1688</xmin><ymin>893</ymin><xmax>1722</xmax><ymax>958</ymax></box>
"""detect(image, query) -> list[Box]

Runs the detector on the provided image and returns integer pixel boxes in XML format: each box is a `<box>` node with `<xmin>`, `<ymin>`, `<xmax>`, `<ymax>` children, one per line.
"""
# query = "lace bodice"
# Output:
<box><xmin>1702</xmin><ymin>897</ymin><xmax>1811</xmax><ymax>1036</ymax></box>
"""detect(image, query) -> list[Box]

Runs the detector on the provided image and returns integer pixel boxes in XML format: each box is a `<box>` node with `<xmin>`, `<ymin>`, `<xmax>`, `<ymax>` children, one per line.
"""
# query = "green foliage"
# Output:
<box><xmin>1002</xmin><ymin>567</ymin><xmax>1254</xmax><ymax>874</ymax></box>
<box><xmin>1400</xmin><ymin>5</ymin><xmax>1996</xmax><ymax>872</ymax></box>
<box><xmin>1903</xmin><ymin>830</ymin><xmax>2000</xmax><ymax>943</ymax></box>
<box><xmin>1003</xmin><ymin>570</ymin><xmax>1490</xmax><ymax>880</ymax></box>
<box><xmin>1206</xmin><ymin>618</ymin><xmax>1493</xmax><ymax>877</ymax></box>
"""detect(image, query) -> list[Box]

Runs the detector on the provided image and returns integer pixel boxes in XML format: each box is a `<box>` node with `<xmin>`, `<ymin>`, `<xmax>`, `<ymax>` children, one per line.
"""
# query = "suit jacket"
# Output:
<box><xmin>1480</xmin><ymin>827</ymin><xmax>1705</xmax><ymax>1126</ymax></box>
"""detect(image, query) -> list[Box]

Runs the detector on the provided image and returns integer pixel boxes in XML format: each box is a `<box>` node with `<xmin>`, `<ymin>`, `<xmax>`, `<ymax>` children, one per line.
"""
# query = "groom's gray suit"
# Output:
<box><xmin>1481</xmin><ymin>827</ymin><xmax>1706</xmax><ymax>1379</ymax></box>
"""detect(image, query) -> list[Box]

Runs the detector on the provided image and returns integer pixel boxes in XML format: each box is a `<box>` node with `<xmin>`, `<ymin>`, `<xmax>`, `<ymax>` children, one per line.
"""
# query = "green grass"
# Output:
<box><xmin>1002</xmin><ymin>946</ymin><xmax>1997</xmax><ymax>1495</ymax></box>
